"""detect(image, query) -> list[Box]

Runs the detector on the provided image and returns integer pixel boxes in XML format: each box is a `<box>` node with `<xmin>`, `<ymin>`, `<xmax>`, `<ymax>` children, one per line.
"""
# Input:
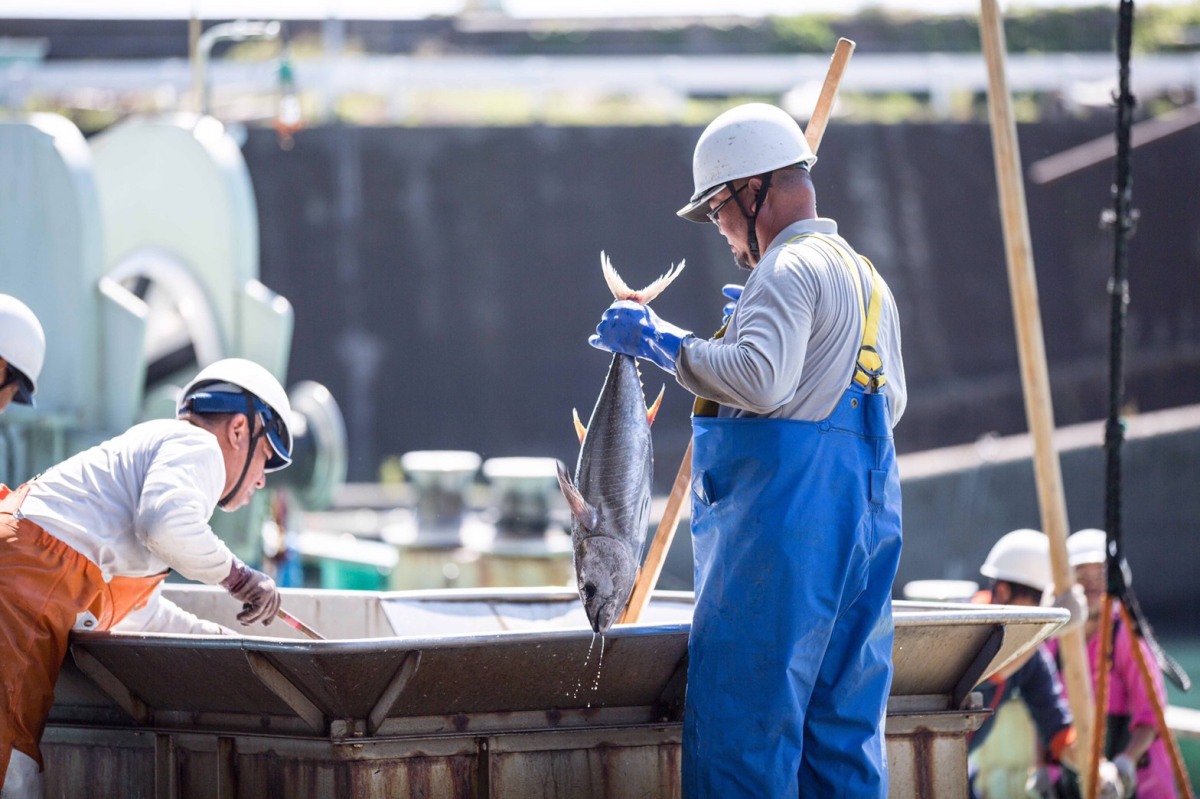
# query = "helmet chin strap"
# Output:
<box><xmin>218</xmin><ymin>394</ymin><xmax>267</xmax><ymax>509</ymax></box>
<box><xmin>731</xmin><ymin>171</ymin><xmax>773</xmax><ymax>263</ymax></box>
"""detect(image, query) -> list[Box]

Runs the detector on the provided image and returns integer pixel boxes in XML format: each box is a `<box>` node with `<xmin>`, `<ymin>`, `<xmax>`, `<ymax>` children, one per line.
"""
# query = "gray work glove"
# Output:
<box><xmin>1112</xmin><ymin>754</ymin><xmax>1138</xmax><ymax>799</ymax></box>
<box><xmin>1096</xmin><ymin>758</ymin><xmax>1135</xmax><ymax>799</ymax></box>
<box><xmin>220</xmin><ymin>559</ymin><xmax>281</xmax><ymax>626</ymax></box>
<box><xmin>1045</xmin><ymin>583</ymin><xmax>1088</xmax><ymax>637</ymax></box>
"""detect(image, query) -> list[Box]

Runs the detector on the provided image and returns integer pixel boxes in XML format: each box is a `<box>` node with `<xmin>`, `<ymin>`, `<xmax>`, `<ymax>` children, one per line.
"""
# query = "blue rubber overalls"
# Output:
<box><xmin>683</xmin><ymin>234</ymin><xmax>903</xmax><ymax>797</ymax></box>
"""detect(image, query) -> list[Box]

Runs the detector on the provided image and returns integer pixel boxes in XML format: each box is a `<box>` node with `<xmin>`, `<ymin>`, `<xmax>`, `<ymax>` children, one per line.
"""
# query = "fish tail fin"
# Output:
<box><xmin>646</xmin><ymin>385</ymin><xmax>665</xmax><ymax>427</ymax></box>
<box><xmin>634</xmin><ymin>259</ymin><xmax>686</xmax><ymax>305</ymax></box>
<box><xmin>572</xmin><ymin>408</ymin><xmax>587</xmax><ymax>445</ymax></box>
<box><xmin>601</xmin><ymin>252</ymin><xmax>686</xmax><ymax>305</ymax></box>
<box><xmin>601</xmin><ymin>251</ymin><xmax>635</xmax><ymax>301</ymax></box>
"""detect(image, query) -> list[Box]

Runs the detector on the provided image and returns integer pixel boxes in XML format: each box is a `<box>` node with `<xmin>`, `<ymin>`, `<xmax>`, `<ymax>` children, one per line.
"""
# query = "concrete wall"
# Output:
<box><xmin>896</xmin><ymin>407</ymin><xmax>1200</xmax><ymax>633</ymax></box>
<box><xmin>241</xmin><ymin>120</ymin><xmax>1200</xmax><ymax>493</ymax></box>
<box><xmin>239</xmin><ymin>121</ymin><xmax>1200</xmax><ymax>631</ymax></box>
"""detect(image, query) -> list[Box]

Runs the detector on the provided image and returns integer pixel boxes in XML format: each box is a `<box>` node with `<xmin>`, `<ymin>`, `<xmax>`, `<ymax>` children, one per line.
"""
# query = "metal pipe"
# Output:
<box><xmin>193</xmin><ymin>19</ymin><xmax>281</xmax><ymax>116</ymax></box>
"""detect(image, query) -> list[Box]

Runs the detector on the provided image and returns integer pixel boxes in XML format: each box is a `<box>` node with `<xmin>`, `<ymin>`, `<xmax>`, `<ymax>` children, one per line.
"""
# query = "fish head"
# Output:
<box><xmin>575</xmin><ymin>536</ymin><xmax>636</xmax><ymax>634</ymax></box>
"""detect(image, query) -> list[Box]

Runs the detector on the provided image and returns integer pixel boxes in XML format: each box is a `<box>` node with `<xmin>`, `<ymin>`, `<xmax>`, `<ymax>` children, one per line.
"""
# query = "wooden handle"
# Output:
<box><xmin>979</xmin><ymin>0</ymin><xmax>1095</xmax><ymax>787</ymax></box>
<box><xmin>277</xmin><ymin>607</ymin><xmax>325</xmax><ymax>640</ymax></box>
<box><xmin>805</xmin><ymin>38</ymin><xmax>856</xmax><ymax>154</ymax></box>
<box><xmin>619</xmin><ymin>38</ymin><xmax>857</xmax><ymax>626</ymax></box>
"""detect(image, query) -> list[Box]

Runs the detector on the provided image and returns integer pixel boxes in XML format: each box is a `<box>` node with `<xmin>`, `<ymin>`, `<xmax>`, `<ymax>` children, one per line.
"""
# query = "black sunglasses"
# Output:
<box><xmin>706</xmin><ymin>183</ymin><xmax>747</xmax><ymax>225</ymax></box>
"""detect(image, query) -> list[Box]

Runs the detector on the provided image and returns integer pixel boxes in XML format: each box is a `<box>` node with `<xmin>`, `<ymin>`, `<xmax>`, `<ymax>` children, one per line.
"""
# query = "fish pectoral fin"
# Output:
<box><xmin>646</xmin><ymin>385</ymin><xmax>665</xmax><ymax>426</ymax></box>
<box><xmin>555</xmin><ymin>460</ymin><xmax>599</xmax><ymax>530</ymax></box>
<box><xmin>572</xmin><ymin>408</ymin><xmax>587</xmax><ymax>445</ymax></box>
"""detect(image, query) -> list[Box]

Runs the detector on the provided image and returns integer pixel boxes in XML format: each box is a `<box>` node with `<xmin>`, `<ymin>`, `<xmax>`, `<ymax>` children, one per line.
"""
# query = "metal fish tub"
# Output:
<box><xmin>44</xmin><ymin>586</ymin><xmax>1066</xmax><ymax>798</ymax></box>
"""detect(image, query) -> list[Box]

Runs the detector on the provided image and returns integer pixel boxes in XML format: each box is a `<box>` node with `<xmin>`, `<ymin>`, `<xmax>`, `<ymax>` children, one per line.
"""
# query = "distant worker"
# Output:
<box><xmin>0</xmin><ymin>358</ymin><xmax>291</xmax><ymax>799</ymax></box>
<box><xmin>0</xmin><ymin>294</ymin><xmax>46</xmax><ymax>413</ymax></box>
<box><xmin>590</xmin><ymin>102</ymin><xmax>907</xmax><ymax>795</ymax></box>
<box><xmin>1046</xmin><ymin>529</ymin><xmax>1178</xmax><ymax>798</ymax></box>
<box><xmin>969</xmin><ymin>529</ymin><xmax>1133</xmax><ymax>799</ymax></box>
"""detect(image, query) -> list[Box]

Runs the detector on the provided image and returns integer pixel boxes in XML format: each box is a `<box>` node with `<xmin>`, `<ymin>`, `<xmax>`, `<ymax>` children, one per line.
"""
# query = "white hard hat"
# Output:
<box><xmin>177</xmin><ymin>358</ymin><xmax>293</xmax><ymax>471</ymax></box>
<box><xmin>1067</xmin><ymin>528</ymin><xmax>1133</xmax><ymax>586</ymax></box>
<box><xmin>980</xmin><ymin>528</ymin><xmax>1053</xmax><ymax>592</ymax></box>
<box><xmin>0</xmin><ymin>294</ymin><xmax>47</xmax><ymax>406</ymax></box>
<box><xmin>677</xmin><ymin>103</ymin><xmax>818</xmax><ymax>223</ymax></box>
<box><xmin>1067</xmin><ymin>528</ymin><xmax>1108</xmax><ymax>567</ymax></box>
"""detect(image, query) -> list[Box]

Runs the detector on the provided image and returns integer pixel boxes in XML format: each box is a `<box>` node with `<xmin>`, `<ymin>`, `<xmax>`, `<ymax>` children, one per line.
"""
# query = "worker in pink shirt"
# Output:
<box><xmin>1047</xmin><ymin>528</ymin><xmax>1178</xmax><ymax>798</ymax></box>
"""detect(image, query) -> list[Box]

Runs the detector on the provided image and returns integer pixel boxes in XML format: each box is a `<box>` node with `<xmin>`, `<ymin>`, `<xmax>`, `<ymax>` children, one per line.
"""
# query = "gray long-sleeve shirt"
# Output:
<box><xmin>676</xmin><ymin>218</ymin><xmax>906</xmax><ymax>425</ymax></box>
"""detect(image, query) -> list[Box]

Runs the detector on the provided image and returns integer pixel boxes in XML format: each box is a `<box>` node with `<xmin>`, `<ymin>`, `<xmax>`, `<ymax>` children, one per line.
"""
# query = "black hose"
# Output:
<box><xmin>1103</xmin><ymin>0</ymin><xmax>1135</xmax><ymax>601</ymax></box>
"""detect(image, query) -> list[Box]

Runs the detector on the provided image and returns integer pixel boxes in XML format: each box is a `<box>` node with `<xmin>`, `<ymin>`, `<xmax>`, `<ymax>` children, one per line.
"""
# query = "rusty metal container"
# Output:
<box><xmin>43</xmin><ymin>587</ymin><xmax>1065</xmax><ymax>798</ymax></box>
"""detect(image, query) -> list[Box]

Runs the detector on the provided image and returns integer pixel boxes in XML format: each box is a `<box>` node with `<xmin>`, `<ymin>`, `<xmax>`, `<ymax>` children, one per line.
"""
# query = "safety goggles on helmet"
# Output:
<box><xmin>179</xmin><ymin>389</ymin><xmax>292</xmax><ymax>471</ymax></box>
<box><xmin>0</xmin><ymin>363</ymin><xmax>35</xmax><ymax>406</ymax></box>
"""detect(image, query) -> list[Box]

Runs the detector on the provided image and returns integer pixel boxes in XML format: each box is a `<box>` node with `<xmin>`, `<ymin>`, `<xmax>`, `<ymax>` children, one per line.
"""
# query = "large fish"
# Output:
<box><xmin>557</xmin><ymin>253</ymin><xmax>685</xmax><ymax>634</ymax></box>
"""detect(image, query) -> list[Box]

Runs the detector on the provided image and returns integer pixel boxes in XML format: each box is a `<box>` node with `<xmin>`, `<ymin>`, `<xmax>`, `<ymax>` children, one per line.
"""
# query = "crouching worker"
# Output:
<box><xmin>969</xmin><ymin>529</ymin><xmax>1133</xmax><ymax>799</ymax></box>
<box><xmin>0</xmin><ymin>358</ymin><xmax>291</xmax><ymax>798</ymax></box>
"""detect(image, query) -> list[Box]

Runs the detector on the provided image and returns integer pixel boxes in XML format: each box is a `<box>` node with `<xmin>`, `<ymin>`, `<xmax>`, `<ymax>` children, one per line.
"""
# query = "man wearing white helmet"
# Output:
<box><xmin>0</xmin><ymin>358</ymin><xmax>289</xmax><ymax>799</ymax></box>
<box><xmin>968</xmin><ymin>529</ymin><xmax>1133</xmax><ymax>799</ymax></box>
<box><xmin>1043</xmin><ymin>529</ymin><xmax>1177</xmax><ymax>798</ymax></box>
<box><xmin>0</xmin><ymin>295</ymin><xmax>46</xmax><ymax>413</ymax></box>
<box><xmin>590</xmin><ymin>103</ymin><xmax>906</xmax><ymax>795</ymax></box>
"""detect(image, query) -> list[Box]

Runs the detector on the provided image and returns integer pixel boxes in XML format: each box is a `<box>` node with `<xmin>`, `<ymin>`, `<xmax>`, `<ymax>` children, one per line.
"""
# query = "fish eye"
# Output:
<box><xmin>583</xmin><ymin>583</ymin><xmax>597</xmax><ymax>601</ymax></box>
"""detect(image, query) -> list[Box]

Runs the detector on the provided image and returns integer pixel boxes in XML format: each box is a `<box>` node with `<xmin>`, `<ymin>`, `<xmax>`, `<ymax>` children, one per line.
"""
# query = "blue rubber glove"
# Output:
<box><xmin>721</xmin><ymin>284</ymin><xmax>744</xmax><ymax>325</ymax></box>
<box><xmin>588</xmin><ymin>300</ymin><xmax>692</xmax><ymax>374</ymax></box>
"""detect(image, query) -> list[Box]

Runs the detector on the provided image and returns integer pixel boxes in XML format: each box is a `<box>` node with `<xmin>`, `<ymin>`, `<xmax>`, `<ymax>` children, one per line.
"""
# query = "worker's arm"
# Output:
<box><xmin>1117</xmin><ymin>725</ymin><xmax>1157</xmax><ymax>768</ymax></box>
<box><xmin>112</xmin><ymin>584</ymin><xmax>232</xmax><ymax>635</ymax></box>
<box><xmin>676</xmin><ymin>253</ymin><xmax>818</xmax><ymax>413</ymax></box>
<box><xmin>1110</xmin><ymin>619</ymin><xmax>1167</xmax><ymax>784</ymax></box>
<box><xmin>135</xmin><ymin>430</ymin><xmax>236</xmax><ymax>584</ymax></box>
<box><xmin>135</xmin><ymin>429</ymin><xmax>281</xmax><ymax>628</ymax></box>
<box><xmin>1018</xmin><ymin>648</ymin><xmax>1077</xmax><ymax>764</ymax></box>
<box><xmin>1018</xmin><ymin>650</ymin><xmax>1134</xmax><ymax>799</ymax></box>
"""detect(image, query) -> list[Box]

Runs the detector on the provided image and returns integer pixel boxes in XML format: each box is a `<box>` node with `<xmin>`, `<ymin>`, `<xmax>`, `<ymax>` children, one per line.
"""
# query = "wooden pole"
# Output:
<box><xmin>1085</xmin><ymin>594</ymin><xmax>1115</xmax><ymax>799</ymax></box>
<box><xmin>619</xmin><ymin>38</ymin><xmax>856</xmax><ymax>626</ymax></box>
<box><xmin>801</xmin><ymin>38</ymin><xmax>856</xmax><ymax>154</ymax></box>
<box><xmin>978</xmin><ymin>0</ymin><xmax>1095</xmax><ymax>790</ymax></box>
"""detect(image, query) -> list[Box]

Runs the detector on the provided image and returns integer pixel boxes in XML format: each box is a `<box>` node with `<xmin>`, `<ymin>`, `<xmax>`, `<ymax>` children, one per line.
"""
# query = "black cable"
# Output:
<box><xmin>1103</xmin><ymin>0</ymin><xmax>1134</xmax><ymax>602</ymax></box>
<box><xmin>1104</xmin><ymin>0</ymin><xmax>1191</xmax><ymax>692</ymax></box>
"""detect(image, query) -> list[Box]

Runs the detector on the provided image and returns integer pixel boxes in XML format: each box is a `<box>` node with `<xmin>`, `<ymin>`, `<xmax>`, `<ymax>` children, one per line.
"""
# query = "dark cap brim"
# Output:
<box><xmin>10</xmin><ymin>372</ymin><xmax>35</xmax><ymax>406</ymax></box>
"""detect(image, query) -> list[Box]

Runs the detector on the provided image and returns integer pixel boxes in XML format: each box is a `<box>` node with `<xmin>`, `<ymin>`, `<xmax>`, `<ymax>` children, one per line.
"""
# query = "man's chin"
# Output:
<box><xmin>218</xmin><ymin>495</ymin><xmax>250</xmax><ymax>513</ymax></box>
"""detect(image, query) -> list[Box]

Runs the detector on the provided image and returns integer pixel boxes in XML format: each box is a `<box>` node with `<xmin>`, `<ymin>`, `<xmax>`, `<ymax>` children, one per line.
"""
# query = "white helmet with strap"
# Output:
<box><xmin>980</xmin><ymin>528</ymin><xmax>1053</xmax><ymax>592</ymax></box>
<box><xmin>0</xmin><ymin>294</ymin><xmax>47</xmax><ymax>406</ymax></box>
<box><xmin>178</xmin><ymin>358</ymin><xmax>293</xmax><ymax>473</ymax></box>
<box><xmin>677</xmin><ymin>103</ymin><xmax>817</xmax><ymax>224</ymax></box>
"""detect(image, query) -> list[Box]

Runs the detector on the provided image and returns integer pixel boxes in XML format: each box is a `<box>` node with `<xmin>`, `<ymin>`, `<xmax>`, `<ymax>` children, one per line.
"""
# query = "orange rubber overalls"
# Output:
<box><xmin>0</xmin><ymin>483</ymin><xmax>166</xmax><ymax>782</ymax></box>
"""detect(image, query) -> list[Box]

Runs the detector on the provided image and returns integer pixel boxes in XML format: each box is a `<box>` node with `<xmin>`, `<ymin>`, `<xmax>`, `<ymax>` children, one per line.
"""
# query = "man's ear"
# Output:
<box><xmin>224</xmin><ymin>414</ymin><xmax>251</xmax><ymax>449</ymax></box>
<box><xmin>746</xmin><ymin>176</ymin><xmax>768</xmax><ymax>214</ymax></box>
<box><xmin>992</xmin><ymin>581</ymin><xmax>1011</xmax><ymax>604</ymax></box>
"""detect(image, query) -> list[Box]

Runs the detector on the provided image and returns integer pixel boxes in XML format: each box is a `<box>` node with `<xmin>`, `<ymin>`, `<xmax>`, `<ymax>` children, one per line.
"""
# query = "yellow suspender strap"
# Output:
<box><xmin>693</xmin><ymin>318</ymin><xmax>730</xmax><ymax>416</ymax></box>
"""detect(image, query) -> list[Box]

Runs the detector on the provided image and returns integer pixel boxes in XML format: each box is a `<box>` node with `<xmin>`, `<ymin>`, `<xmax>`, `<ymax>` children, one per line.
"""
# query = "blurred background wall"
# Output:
<box><xmin>238</xmin><ymin>120</ymin><xmax>1200</xmax><ymax>487</ymax></box>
